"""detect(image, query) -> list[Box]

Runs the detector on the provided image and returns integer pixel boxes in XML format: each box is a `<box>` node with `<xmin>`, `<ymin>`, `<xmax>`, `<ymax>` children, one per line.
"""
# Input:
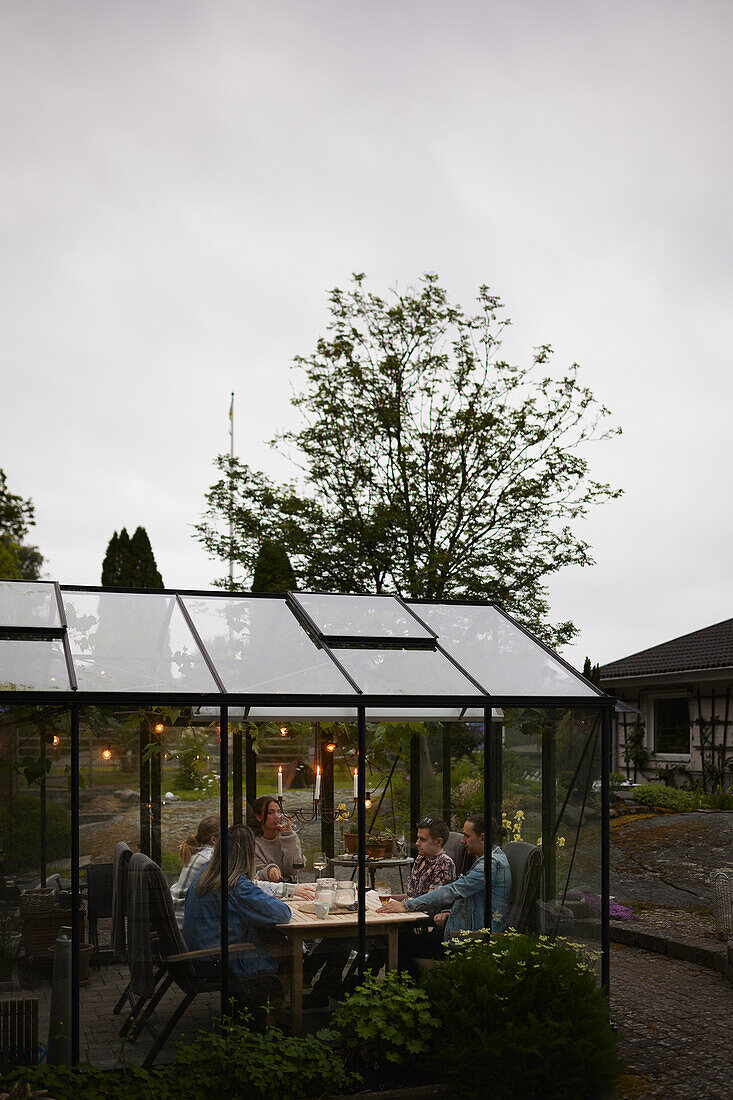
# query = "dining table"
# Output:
<box><xmin>274</xmin><ymin>897</ymin><xmax>429</xmax><ymax>1034</ymax></box>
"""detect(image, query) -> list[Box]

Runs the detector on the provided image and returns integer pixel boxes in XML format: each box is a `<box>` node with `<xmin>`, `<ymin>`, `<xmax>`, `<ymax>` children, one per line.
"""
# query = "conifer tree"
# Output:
<box><xmin>251</xmin><ymin>539</ymin><xmax>297</xmax><ymax>592</ymax></box>
<box><xmin>101</xmin><ymin>526</ymin><xmax>163</xmax><ymax>588</ymax></box>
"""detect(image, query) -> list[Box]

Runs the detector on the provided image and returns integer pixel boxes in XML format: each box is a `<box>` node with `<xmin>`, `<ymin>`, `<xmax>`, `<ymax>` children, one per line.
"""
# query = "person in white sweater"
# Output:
<box><xmin>170</xmin><ymin>814</ymin><xmax>220</xmax><ymax>928</ymax></box>
<box><xmin>249</xmin><ymin>795</ymin><xmax>304</xmax><ymax>882</ymax></box>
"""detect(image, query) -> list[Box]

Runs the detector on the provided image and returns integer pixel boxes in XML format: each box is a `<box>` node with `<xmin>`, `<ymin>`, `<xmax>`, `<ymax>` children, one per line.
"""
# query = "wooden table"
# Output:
<box><xmin>275</xmin><ymin>901</ymin><xmax>428</xmax><ymax>1034</ymax></box>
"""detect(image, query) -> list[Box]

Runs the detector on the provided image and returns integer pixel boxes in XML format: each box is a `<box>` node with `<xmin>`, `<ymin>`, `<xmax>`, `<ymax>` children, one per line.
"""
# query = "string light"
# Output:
<box><xmin>279</xmin><ymin>726</ymin><xmax>288</xmax><ymax>737</ymax></box>
<box><xmin>52</xmin><ymin>735</ymin><xmax>60</xmax><ymax>747</ymax></box>
<box><xmin>365</xmin><ymin>791</ymin><xmax>372</xmax><ymax>810</ymax></box>
<box><xmin>155</xmin><ymin>722</ymin><xmax>165</xmax><ymax>733</ymax></box>
<box><xmin>325</xmin><ymin>742</ymin><xmax>336</xmax><ymax>752</ymax></box>
<box><xmin>101</xmin><ymin>745</ymin><xmax>112</xmax><ymax>761</ymax></box>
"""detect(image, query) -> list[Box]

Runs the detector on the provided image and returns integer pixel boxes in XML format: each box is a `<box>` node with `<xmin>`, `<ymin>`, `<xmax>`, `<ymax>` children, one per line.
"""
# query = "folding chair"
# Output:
<box><xmin>86</xmin><ymin>863</ymin><xmax>114</xmax><ymax>966</ymax></box>
<box><xmin>503</xmin><ymin>841</ymin><xmax>544</xmax><ymax>933</ymax></box>
<box><xmin>122</xmin><ymin>854</ymin><xmax>270</xmax><ymax>1068</ymax></box>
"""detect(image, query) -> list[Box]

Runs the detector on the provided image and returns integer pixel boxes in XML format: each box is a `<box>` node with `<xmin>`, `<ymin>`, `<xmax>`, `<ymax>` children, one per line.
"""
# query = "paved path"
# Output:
<box><xmin>611</xmin><ymin>943</ymin><xmax>733</xmax><ymax>1099</ymax></box>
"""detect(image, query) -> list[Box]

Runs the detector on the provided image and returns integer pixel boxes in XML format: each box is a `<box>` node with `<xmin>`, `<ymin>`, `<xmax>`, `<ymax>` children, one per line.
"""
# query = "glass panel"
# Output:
<box><xmin>0</xmin><ymin>581</ymin><xmax>60</xmax><ymax>628</ymax></box>
<box><xmin>412</xmin><ymin>603</ymin><xmax>599</xmax><ymax>697</ymax></box>
<box><xmin>182</xmin><ymin>596</ymin><xmax>354</xmax><ymax>694</ymax></box>
<box><xmin>247</xmin><ymin>706</ymin><xmax>471</xmax><ymax>721</ymax></box>
<box><xmin>337</xmin><ymin>647</ymin><xmax>479</xmax><ymax>695</ymax></box>
<box><xmin>295</xmin><ymin>593</ymin><xmax>433</xmax><ymax>640</ymax></box>
<box><xmin>62</xmin><ymin>591</ymin><xmax>217</xmax><ymax>693</ymax></box>
<box><xmin>0</xmin><ymin>639</ymin><xmax>68</xmax><ymax>691</ymax></box>
<box><xmin>1</xmin><ymin>705</ymin><xmax>71</xmax><ymax>1067</ymax></box>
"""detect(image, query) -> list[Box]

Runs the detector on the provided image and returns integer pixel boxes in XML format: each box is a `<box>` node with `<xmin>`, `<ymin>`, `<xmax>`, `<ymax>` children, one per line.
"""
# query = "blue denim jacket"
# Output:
<box><xmin>404</xmin><ymin>847</ymin><xmax>512</xmax><ymax>938</ymax></box>
<box><xmin>183</xmin><ymin>869</ymin><xmax>291</xmax><ymax>977</ymax></box>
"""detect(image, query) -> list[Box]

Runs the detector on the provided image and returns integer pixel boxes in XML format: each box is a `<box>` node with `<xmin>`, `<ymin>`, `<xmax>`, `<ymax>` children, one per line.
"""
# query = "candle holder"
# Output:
<box><xmin>280</xmin><ymin>795</ymin><xmax>358</xmax><ymax>825</ymax></box>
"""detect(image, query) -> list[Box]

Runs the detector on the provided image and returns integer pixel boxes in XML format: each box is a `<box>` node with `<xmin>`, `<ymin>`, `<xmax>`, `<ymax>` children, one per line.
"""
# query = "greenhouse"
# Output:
<box><xmin>0</xmin><ymin>580</ymin><xmax>612</xmax><ymax>1070</ymax></box>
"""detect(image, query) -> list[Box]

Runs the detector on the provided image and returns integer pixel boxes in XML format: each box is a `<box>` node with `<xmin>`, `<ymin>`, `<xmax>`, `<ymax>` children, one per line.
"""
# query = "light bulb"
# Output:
<box><xmin>155</xmin><ymin>722</ymin><xmax>165</xmax><ymax>733</ymax></box>
<box><xmin>325</xmin><ymin>742</ymin><xmax>336</xmax><ymax>752</ymax></box>
<box><xmin>279</xmin><ymin>726</ymin><xmax>288</xmax><ymax>737</ymax></box>
<box><xmin>102</xmin><ymin>746</ymin><xmax>112</xmax><ymax>761</ymax></box>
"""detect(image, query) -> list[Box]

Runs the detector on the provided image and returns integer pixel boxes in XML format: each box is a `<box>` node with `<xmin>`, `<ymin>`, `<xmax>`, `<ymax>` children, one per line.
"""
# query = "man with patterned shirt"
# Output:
<box><xmin>406</xmin><ymin>817</ymin><xmax>456</xmax><ymax>897</ymax></box>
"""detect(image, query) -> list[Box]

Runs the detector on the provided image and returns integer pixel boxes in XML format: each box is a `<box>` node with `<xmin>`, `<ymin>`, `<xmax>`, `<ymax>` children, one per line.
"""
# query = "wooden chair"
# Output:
<box><xmin>122</xmin><ymin>854</ymin><xmax>273</xmax><ymax>1068</ymax></box>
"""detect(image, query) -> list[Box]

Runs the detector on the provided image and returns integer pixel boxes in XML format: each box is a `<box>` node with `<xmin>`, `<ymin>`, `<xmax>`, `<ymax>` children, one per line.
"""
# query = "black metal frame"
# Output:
<box><xmin>0</xmin><ymin>582</ymin><xmax>612</xmax><ymax>1061</ymax></box>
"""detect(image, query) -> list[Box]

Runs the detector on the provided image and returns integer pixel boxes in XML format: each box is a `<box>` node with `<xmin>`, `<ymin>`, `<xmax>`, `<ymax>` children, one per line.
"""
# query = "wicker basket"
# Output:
<box><xmin>19</xmin><ymin>889</ymin><xmax>56</xmax><ymax>916</ymax></box>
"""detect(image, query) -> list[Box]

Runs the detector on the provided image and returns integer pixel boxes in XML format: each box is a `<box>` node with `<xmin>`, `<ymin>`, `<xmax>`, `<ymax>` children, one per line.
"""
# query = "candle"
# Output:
<box><xmin>353</xmin><ymin>767</ymin><xmax>358</xmax><ymax>799</ymax></box>
<box><xmin>278</xmin><ymin>765</ymin><xmax>283</xmax><ymax>797</ymax></box>
<box><xmin>315</xmin><ymin>765</ymin><xmax>321</xmax><ymax>801</ymax></box>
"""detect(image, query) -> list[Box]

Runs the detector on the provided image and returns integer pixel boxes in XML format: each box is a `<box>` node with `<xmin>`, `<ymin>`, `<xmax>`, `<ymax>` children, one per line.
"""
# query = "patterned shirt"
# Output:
<box><xmin>406</xmin><ymin>851</ymin><xmax>456</xmax><ymax>898</ymax></box>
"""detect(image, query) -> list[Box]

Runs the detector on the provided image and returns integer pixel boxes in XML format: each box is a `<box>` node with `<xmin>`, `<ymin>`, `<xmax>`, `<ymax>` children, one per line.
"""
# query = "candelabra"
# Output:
<box><xmin>277</xmin><ymin>794</ymin><xmax>360</xmax><ymax>825</ymax></box>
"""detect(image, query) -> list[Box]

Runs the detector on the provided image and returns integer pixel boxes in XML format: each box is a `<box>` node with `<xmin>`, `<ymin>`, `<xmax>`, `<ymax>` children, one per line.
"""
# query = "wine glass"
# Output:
<box><xmin>313</xmin><ymin>851</ymin><xmax>328</xmax><ymax>878</ymax></box>
<box><xmin>292</xmin><ymin>853</ymin><xmax>307</xmax><ymax>883</ymax></box>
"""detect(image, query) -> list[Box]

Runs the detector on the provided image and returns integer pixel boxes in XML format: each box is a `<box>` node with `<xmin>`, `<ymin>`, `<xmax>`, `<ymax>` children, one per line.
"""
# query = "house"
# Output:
<box><xmin>599</xmin><ymin>617</ymin><xmax>733</xmax><ymax>785</ymax></box>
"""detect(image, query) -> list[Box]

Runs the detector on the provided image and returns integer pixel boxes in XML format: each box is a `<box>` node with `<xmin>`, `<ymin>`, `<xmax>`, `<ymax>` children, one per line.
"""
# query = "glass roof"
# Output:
<box><xmin>335</xmin><ymin>646</ymin><xmax>480</xmax><ymax>696</ymax></box>
<box><xmin>0</xmin><ymin>583</ymin><xmax>604</xmax><ymax>705</ymax></box>
<box><xmin>0</xmin><ymin>581</ymin><xmax>60</xmax><ymax>629</ymax></box>
<box><xmin>411</xmin><ymin>602</ymin><xmax>599</xmax><ymax>698</ymax></box>
<box><xmin>0</xmin><ymin>639</ymin><xmax>68</xmax><ymax>691</ymax></box>
<box><xmin>292</xmin><ymin>593</ymin><xmax>433</xmax><ymax>642</ymax></box>
<box><xmin>62</xmin><ymin>590</ymin><xmax>218</xmax><ymax>693</ymax></box>
<box><xmin>182</xmin><ymin>595</ymin><xmax>353</xmax><ymax>694</ymax></box>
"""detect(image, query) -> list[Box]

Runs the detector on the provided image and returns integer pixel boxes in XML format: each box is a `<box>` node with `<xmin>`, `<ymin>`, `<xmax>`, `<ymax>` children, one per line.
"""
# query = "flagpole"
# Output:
<box><xmin>228</xmin><ymin>392</ymin><xmax>234</xmax><ymax>590</ymax></box>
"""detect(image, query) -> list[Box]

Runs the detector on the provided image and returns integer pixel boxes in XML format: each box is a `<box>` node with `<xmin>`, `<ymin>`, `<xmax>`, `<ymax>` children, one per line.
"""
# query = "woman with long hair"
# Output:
<box><xmin>183</xmin><ymin>824</ymin><xmax>292</xmax><ymax>979</ymax></box>
<box><xmin>170</xmin><ymin>814</ymin><xmax>220</xmax><ymax>928</ymax></box>
<box><xmin>248</xmin><ymin>794</ymin><xmax>303</xmax><ymax>882</ymax></box>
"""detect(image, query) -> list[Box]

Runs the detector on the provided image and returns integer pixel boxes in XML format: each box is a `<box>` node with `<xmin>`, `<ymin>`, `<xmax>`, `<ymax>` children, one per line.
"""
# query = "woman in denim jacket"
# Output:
<box><xmin>184</xmin><ymin>824</ymin><xmax>291</xmax><ymax>978</ymax></box>
<box><xmin>381</xmin><ymin>814</ymin><xmax>511</xmax><ymax>946</ymax></box>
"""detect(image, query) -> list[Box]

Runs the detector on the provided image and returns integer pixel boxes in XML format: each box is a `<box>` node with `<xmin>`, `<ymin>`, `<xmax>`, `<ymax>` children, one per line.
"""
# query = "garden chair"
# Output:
<box><xmin>503</xmin><ymin>841</ymin><xmax>544</xmax><ymax>933</ymax></box>
<box><xmin>444</xmin><ymin>831</ymin><xmax>475</xmax><ymax>876</ymax></box>
<box><xmin>123</xmin><ymin>853</ymin><xmax>275</xmax><ymax>1069</ymax></box>
<box><xmin>86</xmin><ymin>862</ymin><xmax>114</xmax><ymax>966</ymax></box>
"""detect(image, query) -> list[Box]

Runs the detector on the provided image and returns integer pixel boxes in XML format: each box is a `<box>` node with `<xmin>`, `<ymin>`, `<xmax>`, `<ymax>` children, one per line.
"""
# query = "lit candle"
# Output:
<box><xmin>353</xmin><ymin>768</ymin><xmax>358</xmax><ymax>799</ymax></box>
<box><xmin>278</xmin><ymin>765</ymin><xmax>283</xmax><ymax>797</ymax></box>
<box><xmin>315</xmin><ymin>765</ymin><xmax>321</xmax><ymax>801</ymax></box>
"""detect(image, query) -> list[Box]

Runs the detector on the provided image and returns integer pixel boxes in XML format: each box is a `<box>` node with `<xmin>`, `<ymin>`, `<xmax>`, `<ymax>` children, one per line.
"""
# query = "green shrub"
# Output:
<box><xmin>5</xmin><ymin>1017</ymin><xmax>356</xmax><ymax>1100</ymax></box>
<box><xmin>422</xmin><ymin>932</ymin><xmax>623</xmax><ymax>1100</ymax></box>
<box><xmin>0</xmin><ymin>796</ymin><xmax>71</xmax><ymax>874</ymax></box>
<box><xmin>632</xmin><ymin>781</ymin><xmax>733</xmax><ymax>813</ymax></box>
<box><xmin>324</xmin><ymin>969</ymin><xmax>437</xmax><ymax>1072</ymax></box>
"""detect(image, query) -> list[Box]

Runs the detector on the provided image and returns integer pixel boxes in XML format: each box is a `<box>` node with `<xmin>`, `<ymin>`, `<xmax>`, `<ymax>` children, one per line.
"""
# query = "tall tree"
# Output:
<box><xmin>196</xmin><ymin>274</ymin><xmax>621</xmax><ymax>647</ymax></box>
<box><xmin>101</xmin><ymin>526</ymin><xmax>164</xmax><ymax>588</ymax></box>
<box><xmin>251</xmin><ymin>539</ymin><xmax>298</xmax><ymax>592</ymax></box>
<box><xmin>0</xmin><ymin>468</ymin><xmax>44</xmax><ymax>580</ymax></box>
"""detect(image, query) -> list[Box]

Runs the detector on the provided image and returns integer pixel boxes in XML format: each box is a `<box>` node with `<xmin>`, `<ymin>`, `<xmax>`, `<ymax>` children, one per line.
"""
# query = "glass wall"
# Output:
<box><xmin>0</xmin><ymin>704</ymin><xmax>72</xmax><ymax>1067</ymax></box>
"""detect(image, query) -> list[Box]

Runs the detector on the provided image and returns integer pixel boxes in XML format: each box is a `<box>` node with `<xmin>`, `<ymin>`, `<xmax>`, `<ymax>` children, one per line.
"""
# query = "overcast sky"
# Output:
<box><xmin>2</xmin><ymin>0</ymin><xmax>731</xmax><ymax>669</ymax></box>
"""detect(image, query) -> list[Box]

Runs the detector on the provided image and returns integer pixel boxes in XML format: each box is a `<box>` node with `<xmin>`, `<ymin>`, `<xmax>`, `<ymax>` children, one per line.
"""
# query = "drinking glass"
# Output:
<box><xmin>376</xmin><ymin>881</ymin><xmax>392</xmax><ymax>905</ymax></box>
<box><xmin>313</xmin><ymin>851</ymin><xmax>328</xmax><ymax>877</ymax></box>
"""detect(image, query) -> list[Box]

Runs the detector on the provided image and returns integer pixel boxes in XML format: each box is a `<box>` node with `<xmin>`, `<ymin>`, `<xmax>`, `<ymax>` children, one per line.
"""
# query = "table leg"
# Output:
<box><xmin>387</xmin><ymin>928</ymin><xmax>398</xmax><ymax>972</ymax></box>
<box><xmin>291</xmin><ymin>933</ymin><xmax>304</xmax><ymax>1036</ymax></box>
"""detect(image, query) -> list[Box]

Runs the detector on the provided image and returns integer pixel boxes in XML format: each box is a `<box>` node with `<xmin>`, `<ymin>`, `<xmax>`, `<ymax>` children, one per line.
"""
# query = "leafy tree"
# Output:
<box><xmin>251</xmin><ymin>538</ymin><xmax>298</xmax><ymax>592</ymax></box>
<box><xmin>196</xmin><ymin>274</ymin><xmax>621</xmax><ymax>646</ymax></box>
<box><xmin>101</xmin><ymin>525</ymin><xmax>164</xmax><ymax>588</ymax></box>
<box><xmin>0</xmin><ymin>468</ymin><xmax>44</xmax><ymax>579</ymax></box>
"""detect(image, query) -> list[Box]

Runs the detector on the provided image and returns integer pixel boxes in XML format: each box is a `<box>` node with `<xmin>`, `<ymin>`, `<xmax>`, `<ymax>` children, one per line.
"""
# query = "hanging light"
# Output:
<box><xmin>364</xmin><ymin>791</ymin><xmax>372</xmax><ymax>810</ymax></box>
<box><xmin>279</xmin><ymin>725</ymin><xmax>288</xmax><ymax>737</ymax></box>
<box><xmin>325</xmin><ymin>741</ymin><xmax>336</xmax><ymax>753</ymax></box>
<box><xmin>52</xmin><ymin>735</ymin><xmax>60</xmax><ymax>747</ymax></box>
<box><xmin>154</xmin><ymin>722</ymin><xmax>165</xmax><ymax>734</ymax></box>
<box><xmin>101</xmin><ymin>744</ymin><xmax>112</xmax><ymax>761</ymax></box>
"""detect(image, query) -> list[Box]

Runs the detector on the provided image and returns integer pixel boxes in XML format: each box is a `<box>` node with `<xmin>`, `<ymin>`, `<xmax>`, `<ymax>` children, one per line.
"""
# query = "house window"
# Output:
<box><xmin>653</xmin><ymin>697</ymin><xmax>690</xmax><ymax>755</ymax></box>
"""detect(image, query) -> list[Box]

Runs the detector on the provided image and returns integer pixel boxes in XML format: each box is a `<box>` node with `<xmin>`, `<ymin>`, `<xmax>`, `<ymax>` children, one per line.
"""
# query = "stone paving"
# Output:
<box><xmin>611</xmin><ymin>943</ymin><xmax>733</xmax><ymax>1099</ymax></box>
